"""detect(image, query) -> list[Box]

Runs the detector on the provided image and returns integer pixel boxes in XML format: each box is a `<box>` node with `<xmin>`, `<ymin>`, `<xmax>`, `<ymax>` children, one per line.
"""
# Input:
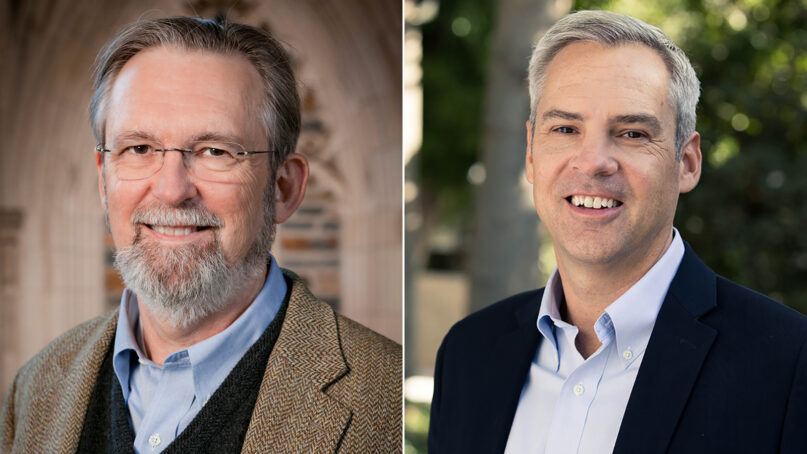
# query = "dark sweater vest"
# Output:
<box><xmin>77</xmin><ymin>283</ymin><xmax>290</xmax><ymax>453</ymax></box>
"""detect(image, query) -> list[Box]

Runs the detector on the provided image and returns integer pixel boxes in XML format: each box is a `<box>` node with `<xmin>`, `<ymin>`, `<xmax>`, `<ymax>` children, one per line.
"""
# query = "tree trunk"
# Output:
<box><xmin>470</xmin><ymin>0</ymin><xmax>569</xmax><ymax>312</ymax></box>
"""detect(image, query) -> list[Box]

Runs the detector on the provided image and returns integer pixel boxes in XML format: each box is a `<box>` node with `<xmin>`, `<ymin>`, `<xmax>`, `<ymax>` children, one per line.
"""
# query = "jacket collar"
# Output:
<box><xmin>613</xmin><ymin>241</ymin><xmax>718</xmax><ymax>453</ymax></box>
<box><xmin>242</xmin><ymin>270</ymin><xmax>351</xmax><ymax>452</ymax></box>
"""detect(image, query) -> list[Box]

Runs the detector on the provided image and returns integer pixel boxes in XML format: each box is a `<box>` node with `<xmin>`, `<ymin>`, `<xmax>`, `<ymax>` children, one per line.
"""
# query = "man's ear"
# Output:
<box><xmin>679</xmin><ymin>132</ymin><xmax>702</xmax><ymax>194</ymax></box>
<box><xmin>525</xmin><ymin>120</ymin><xmax>535</xmax><ymax>184</ymax></box>
<box><xmin>273</xmin><ymin>152</ymin><xmax>309</xmax><ymax>223</ymax></box>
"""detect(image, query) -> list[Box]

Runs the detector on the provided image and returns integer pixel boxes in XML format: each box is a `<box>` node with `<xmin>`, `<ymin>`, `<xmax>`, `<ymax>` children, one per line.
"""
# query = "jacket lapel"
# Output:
<box><xmin>477</xmin><ymin>293</ymin><xmax>542</xmax><ymax>453</ymax></box>
<box><xmin>242</xmin><ymin>276</ymin><xmax>351</xmax><ymax>453</ymax></box>
<box><xmin>614</xmin><ymin>243</ymin><xmax>718</xmax><ymax>454</ymax></box>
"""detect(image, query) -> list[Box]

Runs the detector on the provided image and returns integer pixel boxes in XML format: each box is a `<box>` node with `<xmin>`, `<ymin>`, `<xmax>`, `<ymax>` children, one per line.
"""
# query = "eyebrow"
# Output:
<box><xmin>112</xmin><ymin>130</ymin><xmax>159</xmax><ymax>143</ymax></box>
<box><xmin>110</xmin><ymin>131</ymin><xmax>244</xmax><ymax>145</ymax></box>
<box><xmin>191</xmin><ymin>132</ymin><xmax>244</xmax><ymax>144</ymax></box>
<box><xmin>611</xmin><ymin>114</ymin><xmax>662</xmax><ymax>135</ymax></box>
<box><xmin>541</xmin><ymin>109</ymin><xmax>584</xmax><ymax>122</ymax></box>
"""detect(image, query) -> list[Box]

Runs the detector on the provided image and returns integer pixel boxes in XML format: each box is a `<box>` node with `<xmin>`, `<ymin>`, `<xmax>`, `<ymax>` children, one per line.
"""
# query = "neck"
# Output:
<box><xmin>138</xmin><ymin>264</ymin><xmax>268</xmax><ymax>365</ymax></box>
<box><xmin>556</xmin><ymin>230</ymin><xmax>673</xmax><ymax>358</ymax></box>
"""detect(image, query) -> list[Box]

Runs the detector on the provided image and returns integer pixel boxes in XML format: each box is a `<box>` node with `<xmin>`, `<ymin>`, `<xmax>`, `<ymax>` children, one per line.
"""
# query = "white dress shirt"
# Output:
<box><xmin>504</xmin><ymin>229</ymin><xmax>685</xmax><ymax>454</ymax></box>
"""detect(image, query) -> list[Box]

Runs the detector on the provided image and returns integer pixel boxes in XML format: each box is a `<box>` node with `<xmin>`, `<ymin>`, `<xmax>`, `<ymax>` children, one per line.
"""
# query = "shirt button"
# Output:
<box><xmin>623</xmin><ymin>349</ymin><xmax>633</xmax><ymax>360</ymax></box>
<box><xmin>149</xmin><ymin>433</ymin><xmax>161</xmax><ymax>448</ymax></box>
<box><xmin>573</xmin><ymin>384</ymin><xmax>585</xmax><ymax>396</ymax></box>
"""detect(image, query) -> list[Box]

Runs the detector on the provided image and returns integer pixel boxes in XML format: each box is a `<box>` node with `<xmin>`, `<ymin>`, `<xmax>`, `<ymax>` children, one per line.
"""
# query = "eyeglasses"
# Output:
<box><xmin>96</xmin><ymin>141</ymin><xmax>274</xmax><ymax>182</ymax></box>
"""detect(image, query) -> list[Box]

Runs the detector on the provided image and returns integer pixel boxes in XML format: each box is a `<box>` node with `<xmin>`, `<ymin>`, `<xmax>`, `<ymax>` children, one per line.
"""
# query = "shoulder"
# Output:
<box><xmin>442</xmin><ymin>288</ymin><xmax>542</xmax><ymax>349</ymax></box>
<box><xmin>281</xmin><ymin>269</ymin><xmax>400</xmax><ymax>398</ymax></box>
<box><xmin>674</xmin><ymin>243</ymin><xmax>807</xmax><ymax>344</ymax></box>
<box><xmin>13</xmin><ymin>311</ymin><xmax>117</xmax><ymax>397</ymax></box>
<box><xmin>281</xmin><ymin>268</ymin><xmax>401</xmax><ymax>368</ymax></box>
<box><xmin>711</xmin><ymin>275</ymin><xmax>807</xmax><ymax>344</ymax></box>
<box><xmin>716</xmin><ymin>276</ymin><xmax>807</xmax><ymax>321</ymax></box>
<box><xmin>1</xmin><ymin>311</ymin><xmax>117</xmax><ymax>451</ymax></box>
<box><xmin>331</xmin><ymin>313</ymin><xmax>401</xmax><ymax>412</ymax></box>
<box><xmin>681</xmin><ymin>265</ymin><xmax>807</xmax><ymax>404</ymax></box>
<box><xmin>334</xmin><ymin>314</ymin><xmax>401</xmax><ymax>373</ymax></box>
<box><xmin>280</xmin><ymin>271</ymin><xmax>401</xmax><ymax>450</ymax></box>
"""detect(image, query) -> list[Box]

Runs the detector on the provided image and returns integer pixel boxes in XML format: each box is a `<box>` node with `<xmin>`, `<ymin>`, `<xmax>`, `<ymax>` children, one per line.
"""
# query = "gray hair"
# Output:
<box><xmin>528</xmin><ymin>10</ymin><xmax>700</xmax><ymax>159</ymax></box>
<box><xmin>90</xmin><ymin>17</ymin><xmax>300</xmax><ymax>166</ymax></box>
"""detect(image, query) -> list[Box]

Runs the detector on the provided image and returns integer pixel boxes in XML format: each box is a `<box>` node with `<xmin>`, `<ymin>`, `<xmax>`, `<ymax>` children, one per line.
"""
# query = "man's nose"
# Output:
<box><xmin>571</xmin><ymin>133</ymin><xmax>619</xmax><ymax>177</ymax></box>
<box><xmin>152</xmin><ymin>150</ymin><xmax>199</xmax><ymax>205</ymax></box>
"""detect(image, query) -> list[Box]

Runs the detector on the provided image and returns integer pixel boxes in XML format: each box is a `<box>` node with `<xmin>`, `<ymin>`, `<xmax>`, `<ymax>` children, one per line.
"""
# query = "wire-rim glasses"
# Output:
<box><xmin>96</xmin><ymin>141</ymin><xmax>274</xmax><ymax>183</ymax></box>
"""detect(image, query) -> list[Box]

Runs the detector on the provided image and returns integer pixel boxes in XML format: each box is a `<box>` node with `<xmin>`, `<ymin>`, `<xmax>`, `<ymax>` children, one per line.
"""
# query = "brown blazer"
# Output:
<box><xmin>0</xmin><ymin>274</ymin><xmax>402</xmax><ymax>453</ymax></box>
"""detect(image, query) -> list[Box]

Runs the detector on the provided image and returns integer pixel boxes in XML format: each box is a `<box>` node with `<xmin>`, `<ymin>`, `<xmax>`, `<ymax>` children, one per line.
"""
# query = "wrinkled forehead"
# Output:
<box><xmin>539</xmin><ymin>42</ymin><xmax>674</xmax><ymax>121</ymax></box>
<box><xmin>105</xmin><ymin>46</ymin><xmax>265</xmax><ymax>146</ymax></box>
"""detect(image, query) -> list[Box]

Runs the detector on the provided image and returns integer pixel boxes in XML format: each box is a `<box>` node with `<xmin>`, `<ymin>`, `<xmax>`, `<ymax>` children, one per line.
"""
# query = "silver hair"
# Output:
<box><xmin>90</xmin><ymin>17</ymin><xmax>300</xmax><ymax>167</ymax></box>
<box><xmin>528</xmin><ymin>10</ymin><xmax>700</xmax><ymax>159</ymax></box>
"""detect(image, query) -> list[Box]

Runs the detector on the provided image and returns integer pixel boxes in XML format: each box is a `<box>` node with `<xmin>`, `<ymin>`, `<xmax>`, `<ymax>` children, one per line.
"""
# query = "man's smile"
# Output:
<box><xmin>566</xmin><ymin>194</ymin><xmax>623</xmax><ymax>209</ymax></box>
<box><xmin>141</xmin><ymin>223</ymin><xmax>215</xmax><ymax>241</ymax></box>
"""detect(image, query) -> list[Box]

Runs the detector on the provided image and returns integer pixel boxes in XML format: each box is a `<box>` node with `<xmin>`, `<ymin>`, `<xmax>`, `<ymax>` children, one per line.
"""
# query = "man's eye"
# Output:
<box><xmin>125</xmin><ymin>145</ymin><xmax>152</xmax><ymax>155</ymax></box>
<box><xmin>553</xmin><ymin>126</ymin><xmax>577</xmax><ymax>134</ymax></box>
<box><xmin>622</xmin><ymin>130</ymin><xmax>647</xmax><ymax>139</ymax></box>
<box><xmin>201</xmin><ymin>147</ymin><xmax>234</xmax><ymax>158</ymax></box>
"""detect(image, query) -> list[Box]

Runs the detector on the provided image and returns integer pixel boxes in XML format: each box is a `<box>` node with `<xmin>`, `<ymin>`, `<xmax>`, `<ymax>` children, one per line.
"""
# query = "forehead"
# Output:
<box><xmin>105</xmin><ymin>46</ymin><xmax>265</xmax><ymax>144</ymax></box>
<box><xmin>538</xmin><ymin>41</ymin><xmax>673</xmax><ymax>121</ymax></box>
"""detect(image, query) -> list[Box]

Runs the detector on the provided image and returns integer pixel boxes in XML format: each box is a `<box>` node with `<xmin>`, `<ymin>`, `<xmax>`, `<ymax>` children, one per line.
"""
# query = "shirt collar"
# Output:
<box><xmin>536</xmin><ymin>228</ymin><xmax>685</xmax><ymax>367</ymax></box>
<box><xmin>605</xmin><ymin>228</ymin><xmax>684</xmax><ymax>365</ymax></box>
<box><xmin>537</xmin><ymin>268</ymin><xmax>564</xmax><ymax>354</ymax></box>
<box><xmin>112</xmin><ymin>255</ymin><xmax>287</xmax><ymax>403</ymax></box>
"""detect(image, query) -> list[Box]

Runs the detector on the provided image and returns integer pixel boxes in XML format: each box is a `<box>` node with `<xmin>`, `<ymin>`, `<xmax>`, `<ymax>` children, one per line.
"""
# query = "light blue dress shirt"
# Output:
<box><xmin>505</xmin><ymin>229</ymin><xmax>685</xmax><ymax>454</ymax></box>
<box><xmin>112</xmin><ymin>256</ymin><xmax>287</xmax><ymax>454</ymax></box>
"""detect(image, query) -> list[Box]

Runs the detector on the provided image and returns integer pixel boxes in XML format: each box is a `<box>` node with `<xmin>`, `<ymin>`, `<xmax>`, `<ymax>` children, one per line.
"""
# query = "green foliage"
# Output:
<box><xmin>405</xmin><ymin>400</ymin><xmax>430</xmax><ymax>453</ymax></box>
<box><xmin>575</xmin><ymin>0</ymin><xmax>807</xmax><ymax>312</ymax></box>
<box><xmin>419</xmin><ymin>0</ymin><xmax>495</xmax><ymax>225</ymax></box>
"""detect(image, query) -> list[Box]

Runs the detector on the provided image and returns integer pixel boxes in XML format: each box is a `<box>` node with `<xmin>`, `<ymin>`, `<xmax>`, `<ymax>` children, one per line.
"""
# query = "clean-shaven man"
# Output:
<box><xmin>1</xmin><ymin>17</ymin><xmax>400</xmax><ymax>453</ymax></box>
<box><xmin>429</xmin><ymin>10</ymin><xmax>807</xmax><ymax>454</ymax></box>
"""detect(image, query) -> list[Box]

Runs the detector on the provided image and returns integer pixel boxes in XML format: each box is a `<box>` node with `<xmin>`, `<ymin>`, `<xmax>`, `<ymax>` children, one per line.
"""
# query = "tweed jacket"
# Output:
<box><xmin>0</xmin><ymin>273</ymin><xmax>402</xmax><ymax>453</ymax></box>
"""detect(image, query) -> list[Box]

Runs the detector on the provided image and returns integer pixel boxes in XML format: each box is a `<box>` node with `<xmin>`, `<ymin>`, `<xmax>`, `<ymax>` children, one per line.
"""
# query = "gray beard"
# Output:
<box><xmin>112</xmin><ymin>197</ymin><xmax>275</xmax><ymax>329</ymax></box>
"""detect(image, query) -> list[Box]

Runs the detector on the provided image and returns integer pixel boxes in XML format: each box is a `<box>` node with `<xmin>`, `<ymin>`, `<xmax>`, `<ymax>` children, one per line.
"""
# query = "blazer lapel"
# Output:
<box><xmin>614</xmin><ymin>243</ymin><xmax>718</xmax><ymax>454</ymax></box>
<box><xmin>242</xmin><ymin>277</ymin><xmax>351</xmax><ymax>453</ymax></box>
<box><xmin>477</xmin><ymin>293</ymin><xmax>542</xmax><ymax>453</ymax></box>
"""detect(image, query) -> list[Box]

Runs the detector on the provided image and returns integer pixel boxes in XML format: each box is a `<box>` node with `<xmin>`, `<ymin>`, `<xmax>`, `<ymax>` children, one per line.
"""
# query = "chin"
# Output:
<box><xmin>562</xmin><ymin>242</ymin><xmax>625</xmax><ymax>265</ymax></box>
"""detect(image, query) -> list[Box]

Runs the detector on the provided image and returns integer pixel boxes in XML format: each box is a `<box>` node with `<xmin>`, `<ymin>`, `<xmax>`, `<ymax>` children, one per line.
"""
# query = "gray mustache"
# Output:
<box><xmin>131</xmin><ymin>204</ymin><xmax>223</xmax><ymax>227</ymax></box>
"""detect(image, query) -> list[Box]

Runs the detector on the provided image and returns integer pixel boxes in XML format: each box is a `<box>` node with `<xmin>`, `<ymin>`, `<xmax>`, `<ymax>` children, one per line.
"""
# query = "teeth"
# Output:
<box><xmin>570</xmin><ymin>195</ymin><xmax>619</xmax><ymax>209</ymax></box>
<box><xmin>151</xmin><ymin>225</ymin><xmax>198</xmax><ymax>236</ymax></box>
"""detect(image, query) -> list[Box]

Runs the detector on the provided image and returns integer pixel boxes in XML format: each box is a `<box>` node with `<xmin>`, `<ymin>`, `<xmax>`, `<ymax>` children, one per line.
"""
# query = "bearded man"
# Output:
<box><xmin>1</xmin><ymin>17</ymin><xmax>400</xmax><ymax>453</ymax></box>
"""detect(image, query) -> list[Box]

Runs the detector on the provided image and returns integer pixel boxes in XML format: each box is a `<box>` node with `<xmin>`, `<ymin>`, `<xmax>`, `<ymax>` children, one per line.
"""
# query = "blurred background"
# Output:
<box><xmin>405</xmin><ymin>0</ymin><xmax>807</xmax><ymax>451</ymax></box>
<box><xmin>0</xmin><ymin>0</ymin><xmax>401</xmax><ymax>399</ymax></box>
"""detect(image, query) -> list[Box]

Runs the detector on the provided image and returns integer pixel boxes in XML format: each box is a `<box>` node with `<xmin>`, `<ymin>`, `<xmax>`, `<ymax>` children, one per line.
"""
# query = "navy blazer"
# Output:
<box><xmin>428</xmin><ymin>244</ymin><xmax>807</xmax><ymax>453</ymax></box>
